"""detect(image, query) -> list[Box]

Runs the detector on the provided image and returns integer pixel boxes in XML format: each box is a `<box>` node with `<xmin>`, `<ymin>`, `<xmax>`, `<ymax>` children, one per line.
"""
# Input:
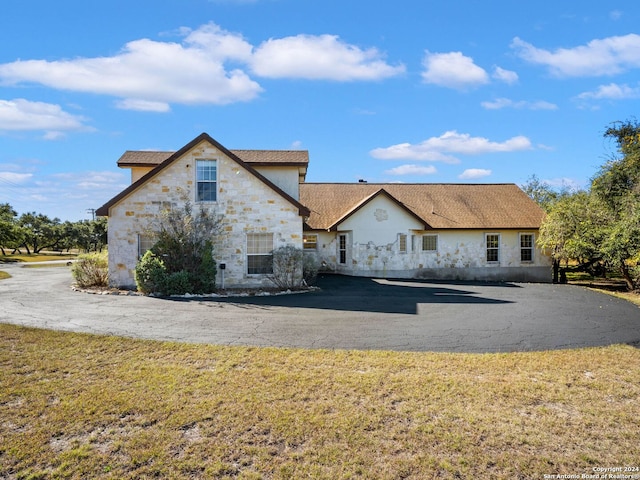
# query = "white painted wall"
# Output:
<box><xmin>337</xmin><ymin>194</ymin><xmax>424</xmax><ymax>244</ymax></box>
<box><xmin>252</xmin><ymin>166</ymin><xmax>300</xmax><ymax>200</ymax></box>
<box><xmin>309</xmin><ymin>228</ymin><xmax>552</xmax><ymax>283</ymax></box>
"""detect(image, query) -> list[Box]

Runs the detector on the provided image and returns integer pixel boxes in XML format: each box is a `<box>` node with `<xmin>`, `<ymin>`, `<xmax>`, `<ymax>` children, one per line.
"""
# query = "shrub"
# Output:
<box><xmin>163</xmin><ymin>270</ymin><xmax>193</xmax><ymax>295</ymax></box>
<box><xmin>302</xmin><ymin>253</ymin><xmax>319</xmax><ymax>286</ymax></box>
<box><xmin>145</xmin><ymin>201</ymin><xmax>219</xmax><ymax>294</ymax></box>
<box><xmin>269</xmin><ymin>245</ymin><xmax>319</xmax><ymax>289</ymax></box>
<box><xmin>71</xmin><ymin>252</ymin><xmax>109</xmax><ymax>288</ymax></box>
<box><xmin>135</xmin><ymin>251</ymin><xmax>167</xmax><ymax>294</ymax></box>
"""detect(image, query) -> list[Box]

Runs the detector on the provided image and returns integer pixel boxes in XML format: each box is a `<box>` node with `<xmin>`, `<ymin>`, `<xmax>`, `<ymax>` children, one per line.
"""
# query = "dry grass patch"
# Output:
<box><xmin>1</xmin><ymin>324</ymin><xmax>639</xmax><ymax>479</ymax></box>
<box><xmin>590</xmin><ymin>288</ymin><xmax>640</xmax><ymax>307</ymax></box>
<box><xmin>0</xmin><ymin>271</ymin><xmax>10</xmax><ymax>280</ymax></box>
<box><xmin>0</xmin><ymin>253</ymin><xmax>76</xmax><ymax>263</ymax></box>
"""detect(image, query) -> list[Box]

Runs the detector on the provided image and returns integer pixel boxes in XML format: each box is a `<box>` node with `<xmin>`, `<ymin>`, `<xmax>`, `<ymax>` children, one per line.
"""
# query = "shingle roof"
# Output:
<box><xmin>300</xmin><ymin>183</ymin><xmax>545</xmax><ymax>230</ymax></box>
<box><xmin>117</xmin><ymin>149</ymin><xmax>308</xmax><ymax>167</ymax></box>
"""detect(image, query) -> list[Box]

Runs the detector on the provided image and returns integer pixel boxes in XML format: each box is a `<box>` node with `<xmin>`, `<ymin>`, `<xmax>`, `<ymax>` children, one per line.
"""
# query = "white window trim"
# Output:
<box><xmin>338</xmin><ymin>234</ymin><xmax>348</xmax><ymax>265</ymax></box>
<box><xmin>138</xmin><ymin>233</ymin><xmax>156</xmax><ymax>259</ymax></box>
<box><xmin>398</xmin><ymin>233</ymin><xmax>408</xmax><ymax>254</ymax></box>
<box><xmin>422</xmin><ymin>234</ymin><xmax>438</xmax><ymax>252</ymax></box>
<box><xmin>520</xmin><ymin>232</ymin><xmax>535</xmax><ymax>263</ymax></box>
<box><xmin>485</xmin><ymin>233</ymin><xmax>500</xmax><ymax>264</ymax></box>
<box><xmin>195</xmin><ymin>158</ymin><xmax>218</xmax><ymax>203</ymax></box>
<box><xmin>303</xmin><ymin>234</ymin><xmax>318</xmax><ymax>251</ymax></box>
<box><xmin>246</xmin><ymin>233</ymin><xmax>274</xmax><ymax>275</ymax></box>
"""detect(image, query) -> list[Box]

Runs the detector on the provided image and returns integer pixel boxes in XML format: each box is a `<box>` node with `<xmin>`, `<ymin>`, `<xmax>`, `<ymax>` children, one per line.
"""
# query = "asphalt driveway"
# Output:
<box><xmin>1</xmin><ymin>262</ymin><xmax>638</xmax><ymax>352</ymax></box>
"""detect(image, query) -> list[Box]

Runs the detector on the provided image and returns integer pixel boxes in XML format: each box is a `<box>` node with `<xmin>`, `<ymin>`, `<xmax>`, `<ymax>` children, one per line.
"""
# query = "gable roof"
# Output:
<box><xmin>117</xmin><ymin>149</ymin><xmax>309</xmax><ymax>168</ymax></box>
<box><xmin>96</xmin><ymin>133</ymin><xmax>310</xmax><ymax>217</ymax></box>
<box><xmin>300</xmin><ymin>183</ymin><xmax>545</xmax><ymax>230</ymax></box>
<box><xmin>326</xmin><ymin>188</ymin><xmax>430</xmax><ymax>230</ymax></box>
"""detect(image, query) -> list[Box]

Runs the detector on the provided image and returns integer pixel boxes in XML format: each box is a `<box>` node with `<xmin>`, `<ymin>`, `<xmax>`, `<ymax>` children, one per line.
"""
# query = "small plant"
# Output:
<box><xmin>269</xmin><ymin>245</ymin><xmax>318</xmax><ymax>289</ymax></box>
<box><xmin>71</xmin><ymin>252</ymin><xmax>108</xmax><ymax>288</ymax></box>
<box><xmin>134</xmin><ymin>251</ymin><xmax>167</xmax><ymax>294</ymax></box>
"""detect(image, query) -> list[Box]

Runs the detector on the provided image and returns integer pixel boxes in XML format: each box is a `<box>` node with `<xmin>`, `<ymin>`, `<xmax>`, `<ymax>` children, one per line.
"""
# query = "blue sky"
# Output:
<box><xmin>1</xmin><ymin>0</ymin><xmax>639</xmax><ymax>221</ymax></box>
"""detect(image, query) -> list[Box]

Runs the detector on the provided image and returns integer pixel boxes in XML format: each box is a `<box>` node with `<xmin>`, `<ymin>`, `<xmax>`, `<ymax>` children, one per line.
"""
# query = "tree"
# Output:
<box><xmin>591</xmin><ymin>119</ymin><xmax>640</xmax><ymax>290</ymax></box>
<box><xmin>539</xmin><ymin>119</ymin><xmax>640</xmax><ymax>290</ymax></box>
<box><xmin>521</xmin><ymin>175</ymin><xmax>560</xmax><ymax>212</ymax></box>
<box><xmin>17</xmin><ymin>212</ymin><xmax>67</xmax><ymax>253</ymax></box>
<box><xmin>0</xmin><ymin>204</ymin><xmax>24</xmax><ymax>255</ymax></box>
<box><xmin>538</xmin><ymin>191</ymin><xmax>609</xmax><ymax>282</ymax></box>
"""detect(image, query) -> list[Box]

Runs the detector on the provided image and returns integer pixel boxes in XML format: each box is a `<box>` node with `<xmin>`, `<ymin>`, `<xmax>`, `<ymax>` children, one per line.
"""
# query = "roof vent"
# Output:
<box><xmin>358</xmin><ymin>179</ymin><xmax>367</xmax><ymax>183</ymax></box>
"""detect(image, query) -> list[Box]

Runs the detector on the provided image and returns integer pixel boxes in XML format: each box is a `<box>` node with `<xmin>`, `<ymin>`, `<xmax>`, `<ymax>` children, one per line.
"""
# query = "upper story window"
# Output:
<box><xmin>196</xmin><ymin>159</ymin><xmax>217</xmax><ymax>202</ymax></box>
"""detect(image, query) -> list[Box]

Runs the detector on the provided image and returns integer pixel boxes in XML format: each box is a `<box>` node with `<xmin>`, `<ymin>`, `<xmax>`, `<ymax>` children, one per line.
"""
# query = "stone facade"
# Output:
<box><xmin>100</xmin><ymin>133</ymin><xmax>551</xmax><ymax>289</ymax></box>
<box><xmin>106</xmin><ymin>139</ymin><xmax>303</xmax><ymax>289</ymax></box>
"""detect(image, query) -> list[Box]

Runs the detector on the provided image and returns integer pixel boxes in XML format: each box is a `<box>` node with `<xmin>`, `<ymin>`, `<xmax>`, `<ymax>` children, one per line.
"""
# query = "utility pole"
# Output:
<box><xmin>86</xmin><ymin>208</ymin><xmax>96</xmax><ymax>221</ymax></box>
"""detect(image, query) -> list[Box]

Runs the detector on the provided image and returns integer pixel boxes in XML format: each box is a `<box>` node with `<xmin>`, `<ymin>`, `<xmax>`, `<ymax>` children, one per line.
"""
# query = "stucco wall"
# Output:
<box><xmin>337</xmin><ymin>194</ymin><xmax>424</xmax><ymax>244</ymax></box>
<box><xmin>252</xmin><ymin>166</ymin><xmax>300</xmax><ymax>200</ymax></box>
<box><xmin>309</xmin><ymin>229</ymin><xmax>552</xmax><ymax>283</ymax></box>
<box><xmin>107</xmin><ymin>140</ymin><xmax>303</xmax><ymax>289</ymax></box>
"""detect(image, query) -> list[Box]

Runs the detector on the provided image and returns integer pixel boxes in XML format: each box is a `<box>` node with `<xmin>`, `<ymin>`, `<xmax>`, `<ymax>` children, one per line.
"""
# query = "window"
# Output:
<box><xmin>303</xmin><ymin>234</ymin><xmax>318</xmax><ymax>250</ymax></box>
<box><xmin>247</xmin><ymin>233</ymin><xmax>273</xmax><ymax>274</ymax></box>
<box><xmin>399</xmin><ymin>234</ymin><xmax>407</xmax><ymax>253</ymax></box>
<box><xmin>520</xmin><ymin>233</ymin><xmax>534</xmax><ymax>262</ymax></box>
<box><xmin>138</xmin><ymin>234</ymin><xmax>156</xmax><ymax>258</ymax></box>
<box><xmin>486</xmin><ymin>234</ymin><xmax>500</xmax><ymax>263</ymax></box>
<box><xmin>196</xmin><ymin>159</ymin><xmax>217</xmax><ymax>202</ymax></box>
<box><xmin>338</xmin><ymin>234</ymin><xmax>347</xmax><ymax>264</ymax></box>
<box><xmin>422</xmin><ymin>235</ymin><xmax>438</xmax><ymax>252</ymax></box>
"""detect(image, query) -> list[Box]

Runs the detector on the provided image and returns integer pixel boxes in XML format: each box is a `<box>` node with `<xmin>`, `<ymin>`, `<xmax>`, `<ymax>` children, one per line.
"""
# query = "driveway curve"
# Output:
<box><xmin>1</xmin><ymin>262</ymin><xmax>638</xmax><ymax>353</ymax></box>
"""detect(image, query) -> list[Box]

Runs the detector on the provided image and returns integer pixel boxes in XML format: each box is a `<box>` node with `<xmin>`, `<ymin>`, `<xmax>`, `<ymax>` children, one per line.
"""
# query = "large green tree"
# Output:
<box><xmin>0</xmin><ymin>203</ymin><xmax>26</xmax><ymax>255</ymax></box>
<box><xmin>591</xmin><ymin>119</ymin><xmax>640</xmax><ymax>290</ymax></box>
<box><xmin>538</xmin><ymin>120</ymin><xmax>640</xmax><ymax>290</ymax></box>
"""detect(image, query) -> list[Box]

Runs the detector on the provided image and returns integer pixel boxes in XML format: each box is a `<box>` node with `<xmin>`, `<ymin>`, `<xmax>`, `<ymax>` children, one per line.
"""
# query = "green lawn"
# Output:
<box><xmin>1</xmin><ymin>324</ymin><xmax>638</xmax><ymax>479</ymax></box>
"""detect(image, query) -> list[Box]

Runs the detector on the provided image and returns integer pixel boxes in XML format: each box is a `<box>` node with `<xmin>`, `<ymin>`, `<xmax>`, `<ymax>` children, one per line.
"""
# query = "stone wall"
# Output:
<box><xmin>107</xmin><ymin>140</ymin><xmax>303</xmax><ymax>289</ymax></box>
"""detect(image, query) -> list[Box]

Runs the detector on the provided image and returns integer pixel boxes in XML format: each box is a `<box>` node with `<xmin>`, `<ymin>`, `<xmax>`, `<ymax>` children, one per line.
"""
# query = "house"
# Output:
<box><xmin>300</xmin><ymin>183</ymin><xmax>550</xmax><ymax>282</ymax></box>
<box><xmin>96</xmin><ymin>133</ymin><xmax>551</xmax><ymax>288</ymax></box>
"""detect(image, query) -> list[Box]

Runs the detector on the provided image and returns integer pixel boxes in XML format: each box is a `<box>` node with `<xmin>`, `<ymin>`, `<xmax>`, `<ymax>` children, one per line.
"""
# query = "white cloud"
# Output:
<box><xmin>543</xmin><ymin>177</ymin><xmax>583</xmax><ymax>191</ymax></box>
<box><xmin>385</xmin><ymin>164</ymin><xmax>437</xmax><ymax>176</ymax></box>
<box><xmin>481</xmin><ymin>97</ymin><xmax>558</xmax><ymax>110</ymax></box>
<box><xmin>492</xmin><ymin>66</ymin><xmax>518</xmax><ymax>84</ymax></box>
<box><xmin>458</xmin><ymin>168</ymin><xmax>492</xmax><ymax>180</ymax></box>
<box><xmin>511</xmin><ymin>34</ymin><xmax>640</xmax><ymax>77</ymax></box>
<box><xmin>0</xmin><ymin>98</ymin><xmax>89</xmax><ymax>139</ymax></box>
<box><xmin>0</xmin><ymin>24</ymin><xmax>405</xmax><ymax>110</ymax></box>
<box><xmin>421</xmin><ymin>51</ymin><xmax>489</xmax><ymax>89</ymax></box>
<box><xmin>610</xmin><ymin>10</ymin><xmax>623</xmax><ymax>21</ymax></box>
<box><xmin>115</xmin><ymin>99</ymin><xmax>172</xmax><ymax>112</ymax></box>
<box><xmin>0</xmin><ymin>172</ymin><xmax>33</xmax><ymax>184</ymax></box>
<box><xmin>250</xmin><ymin>34</ymin><xmax>405</xmax><ymax>81</ymax></box>
<box><xmin>371</xmin><ymin>131</ymin><xmax>532</xmax><ymax>162</ymax></box>
<box><xmin>576</xmin><ymin>82</ymin><xmax>640</xmax><ymax>100</ymax></box>
<box><xmin>0</xmin><ymin>23</ymin><xmax>262</xmax><ymax>110</ymax></box>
